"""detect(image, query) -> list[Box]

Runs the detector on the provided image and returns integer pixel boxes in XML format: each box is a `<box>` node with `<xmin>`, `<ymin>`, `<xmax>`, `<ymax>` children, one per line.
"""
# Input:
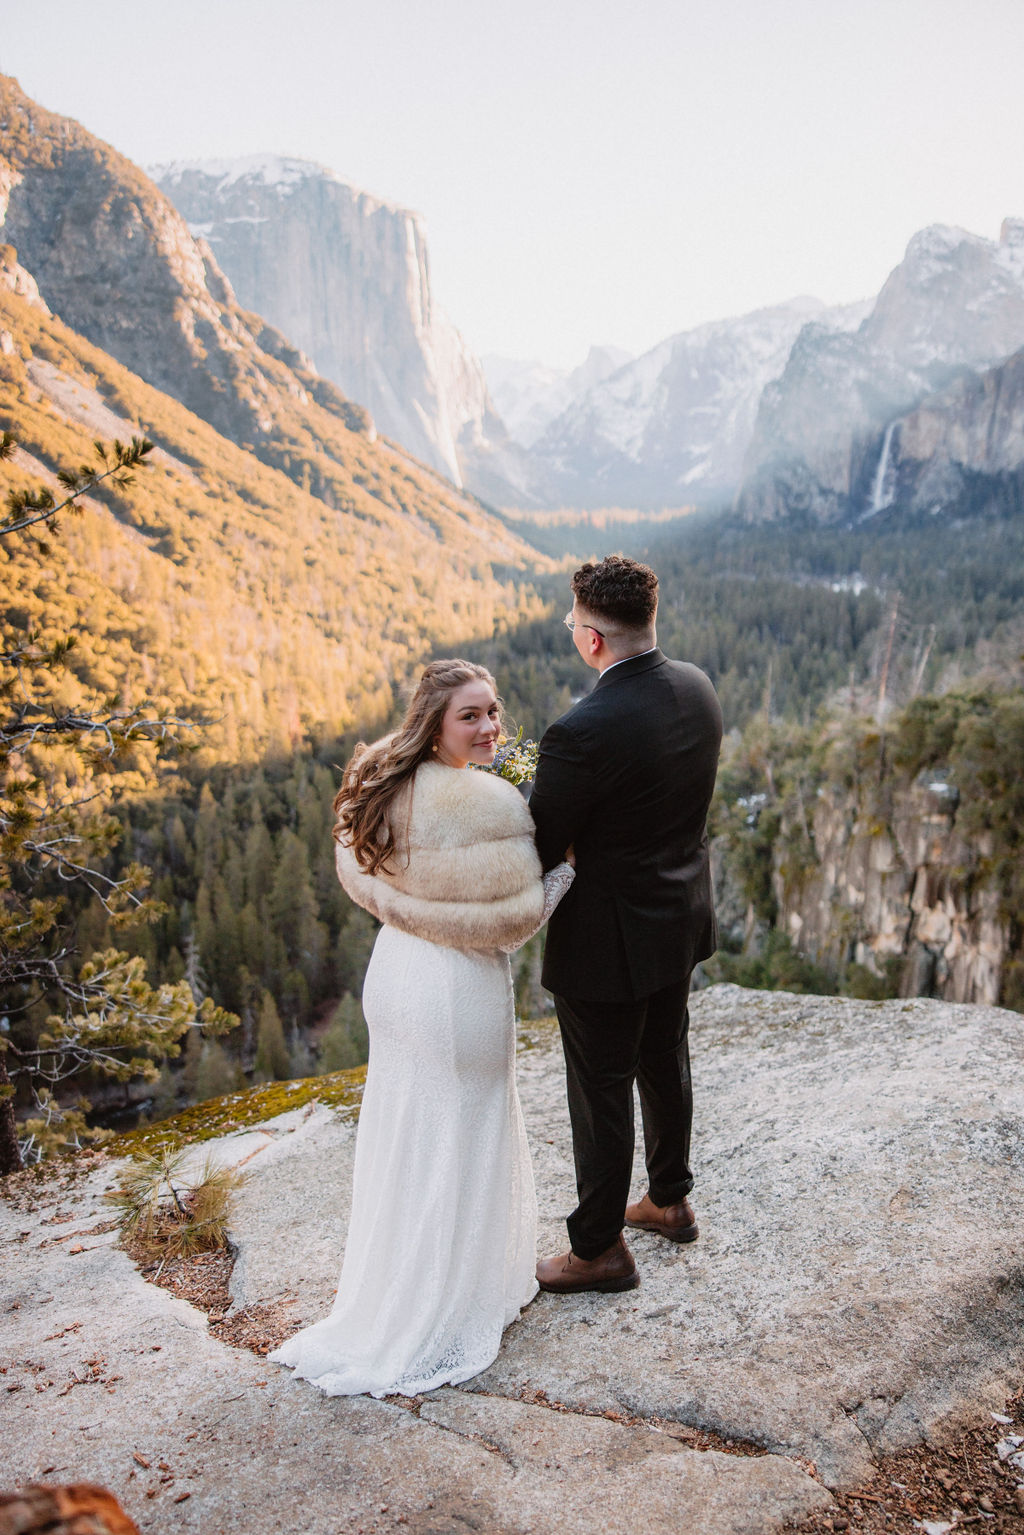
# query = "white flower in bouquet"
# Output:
<box><xmin>474</xmin><ymin>727</ymin><xmax>540</xmax><ymax>787</ymax></box>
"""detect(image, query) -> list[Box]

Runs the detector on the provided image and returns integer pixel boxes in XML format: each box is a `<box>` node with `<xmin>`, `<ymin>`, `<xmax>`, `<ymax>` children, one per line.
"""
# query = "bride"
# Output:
<box><xmin>270</xmin><ymin>659</ymin><xmax>573</xmax><ymax>1397</ymax></box>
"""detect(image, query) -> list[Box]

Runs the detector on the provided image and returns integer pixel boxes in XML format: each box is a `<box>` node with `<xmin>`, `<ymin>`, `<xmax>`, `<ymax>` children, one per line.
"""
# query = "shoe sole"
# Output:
<box><xmin>625</xmin><ymin>1218</ymin><xmax>699</xmax><ymax>1244</ymax></box>
<box><xmin>537</xmin><ymin>1269</ymin><xmax>640</xmax><ymax>1295</ymax></box>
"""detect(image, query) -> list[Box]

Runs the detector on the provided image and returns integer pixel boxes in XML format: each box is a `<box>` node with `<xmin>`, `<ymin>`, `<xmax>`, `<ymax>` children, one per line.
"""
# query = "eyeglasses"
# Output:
<box><xmin>563</xmin><ymin>612</ymin><xmax>604</xmax><ymax>637</ymax></box>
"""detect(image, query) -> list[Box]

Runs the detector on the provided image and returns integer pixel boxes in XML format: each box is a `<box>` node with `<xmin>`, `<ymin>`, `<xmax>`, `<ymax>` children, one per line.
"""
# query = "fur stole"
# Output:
<box><xmin>336</xmin><ymin>761</ymin><xmax>544</xmax><ymax>951</ymax></box>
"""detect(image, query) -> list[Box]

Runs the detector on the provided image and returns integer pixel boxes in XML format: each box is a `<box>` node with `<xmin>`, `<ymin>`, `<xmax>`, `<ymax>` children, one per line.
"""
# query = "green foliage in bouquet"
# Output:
<box><xmin>475</xmin><ymin>727</ymin><xmax>540</xmax><ymax>787</ymax></box>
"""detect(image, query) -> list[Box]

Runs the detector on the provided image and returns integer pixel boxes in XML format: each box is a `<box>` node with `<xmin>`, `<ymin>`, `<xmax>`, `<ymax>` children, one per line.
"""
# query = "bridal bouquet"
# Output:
<box><xmin>478</xmin><ymin>727</ymin><xmax>539</xmax><ymax>787</ymax></box>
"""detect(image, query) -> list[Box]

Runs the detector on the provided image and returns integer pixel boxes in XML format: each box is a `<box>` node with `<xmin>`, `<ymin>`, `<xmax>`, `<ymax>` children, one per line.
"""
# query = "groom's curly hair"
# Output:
<box><xmin>571</xmin><ymin>554</ymin><xmax>658</xmax><ymax>631</ymax></box>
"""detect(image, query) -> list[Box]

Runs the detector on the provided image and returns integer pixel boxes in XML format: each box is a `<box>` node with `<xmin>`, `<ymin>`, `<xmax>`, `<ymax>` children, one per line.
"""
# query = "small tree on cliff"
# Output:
<box><xmin>0</xmin><ymin>433</ymin><xmax>235</xmax><ymax>1173</ymax></box>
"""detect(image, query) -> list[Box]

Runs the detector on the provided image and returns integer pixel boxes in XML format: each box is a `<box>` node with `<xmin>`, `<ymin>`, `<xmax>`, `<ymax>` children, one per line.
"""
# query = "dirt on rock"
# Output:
<box><xmin>788</xmin><ymin>1388</ymin><xmax>1024</xmax><ymax>1534</ymax></box>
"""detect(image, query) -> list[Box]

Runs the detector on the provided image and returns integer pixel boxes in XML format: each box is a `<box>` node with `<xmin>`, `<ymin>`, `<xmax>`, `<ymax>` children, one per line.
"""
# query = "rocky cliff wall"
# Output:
<box><xmin>738</xmin><ymin>220</ymin><xmax>1024</xmax><ymax>523</ymax></box>
<box><xmin>0</xmin><ymin>77</ymin><xmax>386</xmax><ymax>478</ymax></box>
<box><xmin>1</xmin><ymin>78</ymin><xmax>263</xmax><ymax>446</ymax></box>
<box><xmin>858</xmin><ymin>341</ymin><xmax>1024</xmax><ymax>519</ymax></box>
<box><xmin>775</xmin><ymin>777</ymin><xmax>1007</xmax><ymax>1006</ymax></box>
<box><xmin>152</xmin><ymin>157</ymin><xmax>535</xmax><ymax>503</ymax></box>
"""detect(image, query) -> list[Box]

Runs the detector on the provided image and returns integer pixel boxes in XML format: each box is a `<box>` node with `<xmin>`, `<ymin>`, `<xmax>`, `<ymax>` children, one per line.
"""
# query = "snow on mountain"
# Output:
<box><xmin>152</xmin><ymin>155</ymin><xmax>336</xmax><ymax>195</ymax></box>
<box><xmin>862</xmin><ymin>219</ymin><xmax>1024</xmax><ymax>375</ymax></box>
<box><xmin>524</xmin><ymin>299</ymin><xmax>868</xmax><ymax>509</ymax></box>
<box><xmin>152</xmin><ymin>157</ymin><xmax>534</xmax><ymax>502</ymax></box>
<box><xmin>148</xmin><ymin>155</ymin><xmax>1024</xmax><ymax>521</ymax></box>
<box><xmin>484</xmin><ymin>345</ymin><xmax>633</xmax><ymax>449</ymax></box>
<box><xmin>739</xmin><ymin>219</ymin><xmax>1024</xmax><ymax>522</ymax></box>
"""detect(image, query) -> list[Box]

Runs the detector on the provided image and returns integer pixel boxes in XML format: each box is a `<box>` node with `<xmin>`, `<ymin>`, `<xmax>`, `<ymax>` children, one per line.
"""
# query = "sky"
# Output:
<box><xmin>4</xmin><ymin>0</ymin><xmax>1024</xmax><ymax>369</ymax></box>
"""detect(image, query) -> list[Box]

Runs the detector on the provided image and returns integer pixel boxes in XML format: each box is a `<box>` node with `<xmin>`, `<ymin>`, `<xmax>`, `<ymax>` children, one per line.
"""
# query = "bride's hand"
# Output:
<box><xmin>565</xmin><ymin>844</ymin><xmax>576</xmax><ymax>868</ymax></box>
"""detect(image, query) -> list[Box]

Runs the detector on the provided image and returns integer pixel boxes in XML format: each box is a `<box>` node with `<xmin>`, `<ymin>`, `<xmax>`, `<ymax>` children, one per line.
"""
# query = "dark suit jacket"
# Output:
<box><xmin>530</xmin><ymin>649</ymin><xmax>723</xmax><ymax>1002</ymax></box>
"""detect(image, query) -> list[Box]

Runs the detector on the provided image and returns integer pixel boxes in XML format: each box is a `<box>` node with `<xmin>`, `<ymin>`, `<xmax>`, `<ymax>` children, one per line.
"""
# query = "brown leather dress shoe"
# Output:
<box><xmin>536</xmin><ymin>1233</ymin><xmax>640</xmax><ymax>1294</ymax></box>
<box><xmin>624</xmin><ymin>1192</ymin><xmax>699</xmax><ymax>1243</ymax></box>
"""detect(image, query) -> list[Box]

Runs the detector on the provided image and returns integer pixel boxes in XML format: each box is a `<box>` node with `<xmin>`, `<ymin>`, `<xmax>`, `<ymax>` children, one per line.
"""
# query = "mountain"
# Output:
<box><xmin>0</xmin><ymin>76</ymin><xmax>536</xmax><ymax>513</ymax></box>
<box><xmin>490</xmin><ymin>220</ymin><xmax>1024</xmax><ymax>519</ymax></box>
<box><xmin>738</xmin><ymin>220</ymin><xmax>1024</xmax><ymax>522</ymax></box>
<box><xmin>0</xmin><ymin>75</ymin><xmax>548</xmax><ymax>763</ymax></box>
<box><xmin>857</xmin><ymin>341</ymin><xmax>1024</xmax><ymax>521</ymax></box>
<box><xmin>0</xmin><ymin>266</ymin><xmax>548</xmax><ymax>753</ymax></box>
<box><xmin>483</xmin><ymin>345</ymin><xmax>634</xmax><ymax>450</ymax></box>
<box><xmin>151</xmin><ymin>156</ymin><xmax>535</xmax><ymax>505</ymax></box>
<box><xmin>517</xmin><ymin>299</ymin><xmax>868</xmax><ymax>509</ymax></box>
<box><xmin>0</xmin><ymin>78</ymin><xmax>385</xmax><ymax>470</ymax></box>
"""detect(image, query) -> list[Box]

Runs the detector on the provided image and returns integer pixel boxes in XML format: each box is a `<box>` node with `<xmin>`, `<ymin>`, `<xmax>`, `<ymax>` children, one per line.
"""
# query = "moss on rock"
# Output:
<box><xmin>106</xmin><ymin>1067</ymin><xmax>367</xmax><ymax>1160</ymax></box>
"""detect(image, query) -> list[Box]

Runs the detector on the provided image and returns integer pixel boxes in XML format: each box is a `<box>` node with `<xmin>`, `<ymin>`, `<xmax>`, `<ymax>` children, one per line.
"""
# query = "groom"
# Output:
<box><xmin>530</xmin><ymin>555</ymin><xmax>722</xmax><ymax>1293</ymax></box>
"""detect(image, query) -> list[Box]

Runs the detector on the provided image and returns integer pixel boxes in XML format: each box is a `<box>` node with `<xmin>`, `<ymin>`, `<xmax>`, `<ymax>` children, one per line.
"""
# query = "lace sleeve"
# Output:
<box><xmin>498</xmin><ymin>862</ymin><xmax>575</xmax><ymax>953</ymax></box>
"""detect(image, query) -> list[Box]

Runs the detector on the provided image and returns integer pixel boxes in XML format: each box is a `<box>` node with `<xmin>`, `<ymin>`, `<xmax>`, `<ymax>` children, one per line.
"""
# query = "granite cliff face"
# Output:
<box><xmin>152</xmin><ymin>157</ymin><xmax>534</xmax><ymax>503</ymax></box>
<box><xmin>738</xmin><ymin>220</ymin><xmax>1024</xmax><ymax>522</ymax></box>
<box><xmin>776</xmin><ymin>777</ymin><xmax>1006</xmax><ymax>1006</ymax></box>
<box><xmin>0</xmin><ymin>76</ymin><xmax>382</xmax><ymax>481</ymax></box>
<box><xmin>513</xmin><ymin>299</ymin><xmax>868</xmax><ymax>509</ymax></box>
<box><xmin>852</xmin><ymin>338</ymin><xmax>1024</xmax><ymax>520</ymax></box>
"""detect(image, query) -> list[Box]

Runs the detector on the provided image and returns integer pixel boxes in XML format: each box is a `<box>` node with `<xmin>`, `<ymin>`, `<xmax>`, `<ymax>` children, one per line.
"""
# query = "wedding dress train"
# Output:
<box><xmin>269</xmin><ymin>923</ymin><xmax>540</xmax><ymax>1397</ymax></box>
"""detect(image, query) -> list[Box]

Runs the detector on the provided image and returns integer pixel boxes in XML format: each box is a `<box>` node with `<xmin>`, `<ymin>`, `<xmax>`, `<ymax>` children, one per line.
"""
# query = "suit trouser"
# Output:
<box><xmin>552</xmin><ymin>974</ymin><xmax>693</xmax><ymax>1261</ymax></box>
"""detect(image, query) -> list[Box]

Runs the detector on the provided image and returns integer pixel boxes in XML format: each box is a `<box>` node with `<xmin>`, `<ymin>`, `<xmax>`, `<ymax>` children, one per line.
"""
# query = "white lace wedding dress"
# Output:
<box><xmin>269</xmin><ymin>865</ymin><xmax>573</xmax><ymax>1398</ymax></box>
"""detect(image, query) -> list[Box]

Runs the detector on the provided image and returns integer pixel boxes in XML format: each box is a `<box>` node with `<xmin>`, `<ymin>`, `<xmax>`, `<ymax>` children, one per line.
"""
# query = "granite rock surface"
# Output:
<box><xmin>4</xmin><ymin>985</ymin><xmax>1023</xmax><ymax>1532</ymax></box>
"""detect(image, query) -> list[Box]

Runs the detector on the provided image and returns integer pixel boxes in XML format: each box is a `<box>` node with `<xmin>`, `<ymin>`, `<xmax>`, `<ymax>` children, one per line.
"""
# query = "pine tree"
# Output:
<box><xmin>253</xmin><ymin>991</ymin><xmax>291</xmax><ymax>1082</ymax></box>
<box><xmin>0</xmin><ymin>434</ymin><xmax>236</xmax><ymax>1171</ymax></box>
<box><xmin>196</xmin><ymin>1038</ymin><xmax>238</xmax><ymax>1102</ymax></box>
<box><xmin>288</xmin><ymin>1033</ymin><xmax>315</xmax><ymax>1080</ymax></box>
<box><xmin>183</xmin><ymin>930</ymin><xmax>208</xmax><ymax>1004</ymax></box>
<box><xmin>269</xmin><ymin>830</ymin><xmax>327</xmax><ymax>997</ymax></box>
<box><xmin>150</xmin><ymin>1064</ymin><xmax>179</xmax><ymax>1122</ymax></box>
<box><xmin>319</xmin><ymin>992</ymin><xmax>369</xmax><ymax>1072</ymax></box>
<box><xmin>194</xmin><ymin>783</ymin><xmax>222</xmax><ymax>880</ymax></box>
<box><xmin>181</xmin><ymin>1028</ymin><xmax>203</xmax><ymax>1102</ymax></box>
<box><xmin>336</xmin><ymin>905</ymin><xmax>377</xmax><ymax>996</ymax></box>
<box><xmin>166</xmin><ymin>813</ymin><xmax>190</xmax><ymax>873</ymax></box>
<box><xmin>243</xmin><ymin>821</ymin><xmax>275</xmax><ymax>909</ymax></box>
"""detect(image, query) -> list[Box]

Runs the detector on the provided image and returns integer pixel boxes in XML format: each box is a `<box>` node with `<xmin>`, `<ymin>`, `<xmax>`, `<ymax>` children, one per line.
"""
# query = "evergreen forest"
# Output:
<box><xmin>34</xmin><ymin>495</ymin><xmax>1022</xmax><ymax>1130</ymax></box>
<box><xmin>3</xmin><ymin>259</ymin><xmax>1023</xmax><ymax>1155</ymax></box>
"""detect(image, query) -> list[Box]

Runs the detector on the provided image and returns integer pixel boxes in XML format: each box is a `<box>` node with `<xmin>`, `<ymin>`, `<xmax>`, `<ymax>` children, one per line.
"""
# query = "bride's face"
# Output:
<box><xmin>435</xmin><ymin>680</ymin><xmax>500</xmax><ymax>769</ymax></box>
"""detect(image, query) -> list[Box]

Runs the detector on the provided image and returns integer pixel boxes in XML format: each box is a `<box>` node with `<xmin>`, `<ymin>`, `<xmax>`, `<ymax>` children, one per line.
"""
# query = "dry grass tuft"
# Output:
<box><xmin>106</xmin><ymin>1149</ymin><xmax>244</xmax><ymax>1259</ymax></box>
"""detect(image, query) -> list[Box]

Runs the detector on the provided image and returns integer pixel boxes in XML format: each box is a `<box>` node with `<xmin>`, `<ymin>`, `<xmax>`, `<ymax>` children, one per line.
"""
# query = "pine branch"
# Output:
<box><xmin>0</xmin><ymin>703</ymin><xmax>197</xmax><ymax>755</ymax></box>
<box><xmin>1</xmin><ymin>435</ymin><xmax>154</xmax><ymax>537</ymax></box>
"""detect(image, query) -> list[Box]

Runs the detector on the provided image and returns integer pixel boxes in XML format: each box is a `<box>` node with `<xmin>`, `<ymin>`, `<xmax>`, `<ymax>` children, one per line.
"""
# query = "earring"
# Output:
<box><xmin>431</xmin><ymin>741</ymin><xmax>438</xmax><ymax>752</ymax></box>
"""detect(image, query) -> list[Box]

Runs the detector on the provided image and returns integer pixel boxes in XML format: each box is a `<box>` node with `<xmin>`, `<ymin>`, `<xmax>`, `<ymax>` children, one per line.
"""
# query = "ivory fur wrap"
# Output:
<box><xmin>336</xmin><ymin>761</ymin><xmax>545</xmax><ymax>951</ymax></box>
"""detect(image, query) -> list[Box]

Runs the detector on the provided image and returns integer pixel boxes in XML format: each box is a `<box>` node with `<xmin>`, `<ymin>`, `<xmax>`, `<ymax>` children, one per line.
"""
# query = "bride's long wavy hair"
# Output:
<box><xmin>334</xmin><ymin>659</ymin><xmax>501</xmax><ymax>876</ymax></box>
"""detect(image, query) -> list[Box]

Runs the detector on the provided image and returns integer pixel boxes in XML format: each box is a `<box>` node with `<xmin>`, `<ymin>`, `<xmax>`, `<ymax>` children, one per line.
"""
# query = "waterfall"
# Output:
<box><xmin>869</xmin><ymin>421</ymin><xmax>897</xmax><ymax>514</ymax></box>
